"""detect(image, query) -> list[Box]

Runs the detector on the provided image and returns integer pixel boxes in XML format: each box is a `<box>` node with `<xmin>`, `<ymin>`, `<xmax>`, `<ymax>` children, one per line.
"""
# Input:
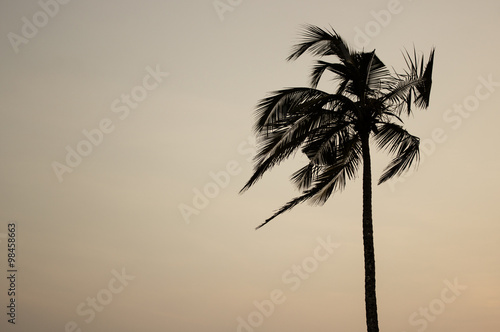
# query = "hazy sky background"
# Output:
<box><xmin>1</xmin><ymin>1</ymin><xmax>499</xmax><ymax>331</ymax></box>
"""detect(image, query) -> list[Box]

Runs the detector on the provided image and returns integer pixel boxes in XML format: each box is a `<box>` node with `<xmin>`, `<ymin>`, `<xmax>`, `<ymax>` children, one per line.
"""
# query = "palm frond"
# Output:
<box><xmin>290</xmin><ymin>163</ymin><xmax>318</xmax><ymax>191</ymax></box>
<box><xmin>291</xmin><ymin>124</ymin><xmax>352</xmax><ymax>190</ymax></box>
<box><xmin>375</xmin><ymin>123</ymin><xmax>420</xmax><ymax>184</ymax></box>
<box><xmin>396</xmin><ymin>47</ymin><xmax>435</xmax><ymax>111</ymax></box>
<box><xmin>243</xmin><ymin>99</ymin><xmax>337</xmax><ymax>192</ymax></box>
<box><xmin>381</xmin><ymin>75</ymin><xmax>425</xmax><ymax>116</ymax></box>
<box><xmin>243</xmin><ymin>86</ymin><xmax>364</xmax><ymax>194</ymax></box>
<box><xmin>364</xmin><ymin>52</ymin><xmax>393</xmax><ymax>96</ymax></box>
<box><xmin>301</xmin><ymin>123</ymin><xmax>351</xmax><ymax>165</ymax></box>
<box><xmin>241</xmin><ymin>110</ymin><xmax>325</xmax><ymax>193</ymax></box>
<box><xmin>414</xmin><ymin>48</ymin><xmax>435</xmax><ymax>108</ymax></box>
<box><xmin>254</xmin><ymin>88</ymin><xmax>329</xmax><ymax>132</ymax></box>
<box><xmin>256</xmin><ymin>136</ymin><xmax>361</xmax><ymax>229</ymax></box>
<box><xmin>310</xmin><ymin>61</ymin><xmax>350</xmax><ymax>89</ymax></box>
<box><xmin>287</xmin><ymin>24</ymin><xmax>353</xmax><ymax>64</ymax></box>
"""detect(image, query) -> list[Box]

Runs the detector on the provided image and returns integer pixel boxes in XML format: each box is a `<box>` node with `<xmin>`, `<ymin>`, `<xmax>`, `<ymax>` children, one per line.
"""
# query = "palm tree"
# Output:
<box><xmin>240</xmin><ymin>25</ymin><xmax>435</xmax><ymax>332</ymax></box>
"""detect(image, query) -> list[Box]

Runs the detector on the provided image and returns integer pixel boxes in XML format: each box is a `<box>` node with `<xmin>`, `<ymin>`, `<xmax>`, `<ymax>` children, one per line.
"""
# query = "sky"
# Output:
<box><xmin>0</xmin><ymin>0</ymin><xmax>499</xmax><ymax>331</ymax></box>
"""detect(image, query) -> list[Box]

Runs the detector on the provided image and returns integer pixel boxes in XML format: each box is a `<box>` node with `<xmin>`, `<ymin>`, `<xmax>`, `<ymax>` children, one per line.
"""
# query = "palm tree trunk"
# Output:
<box><xmin>361</xmin><ymin>132</ymin><xmax>379</xmax><ymax>332</ymax></box>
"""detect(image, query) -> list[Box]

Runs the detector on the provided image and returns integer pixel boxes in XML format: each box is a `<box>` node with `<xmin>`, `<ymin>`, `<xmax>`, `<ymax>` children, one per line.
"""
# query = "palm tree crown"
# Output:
<box><xmin>241</xmin><ymin>25</ymin><xmax>434</xmax><ymax>229</ymax></box>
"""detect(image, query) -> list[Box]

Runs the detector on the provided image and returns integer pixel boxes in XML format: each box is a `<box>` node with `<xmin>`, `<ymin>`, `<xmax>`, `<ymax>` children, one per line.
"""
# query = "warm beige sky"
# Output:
<box><xmin>1</xmin><ymin>0</ymin><xmax>499</xmax><ymax>331</ymax></box>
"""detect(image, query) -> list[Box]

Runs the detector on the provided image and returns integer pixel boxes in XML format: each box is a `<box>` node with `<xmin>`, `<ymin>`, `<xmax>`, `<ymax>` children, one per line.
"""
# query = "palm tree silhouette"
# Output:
<box><xmin>240</xmin><ymin>25</ymin><xmax>435</xmax><ymax>332</ymax></box>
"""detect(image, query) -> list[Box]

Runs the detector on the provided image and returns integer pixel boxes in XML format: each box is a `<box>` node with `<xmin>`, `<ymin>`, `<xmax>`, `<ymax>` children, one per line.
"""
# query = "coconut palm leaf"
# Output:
<box><xmin>374</xmin><ymin>122</ymin><xmax>420</xmax><ymax>184</ymax></box>
<box><xmin>287</xmin><ymin>24</ymin><xmax>353</xmax><ymax>64</ymax></box>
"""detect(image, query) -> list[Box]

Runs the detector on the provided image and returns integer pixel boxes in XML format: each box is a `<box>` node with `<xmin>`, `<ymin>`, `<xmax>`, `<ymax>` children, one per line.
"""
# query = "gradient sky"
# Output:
<box><xmin>1</xmin><ymin>1</ymin><xmax>499</xmax><ymax>331</ymax></box>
